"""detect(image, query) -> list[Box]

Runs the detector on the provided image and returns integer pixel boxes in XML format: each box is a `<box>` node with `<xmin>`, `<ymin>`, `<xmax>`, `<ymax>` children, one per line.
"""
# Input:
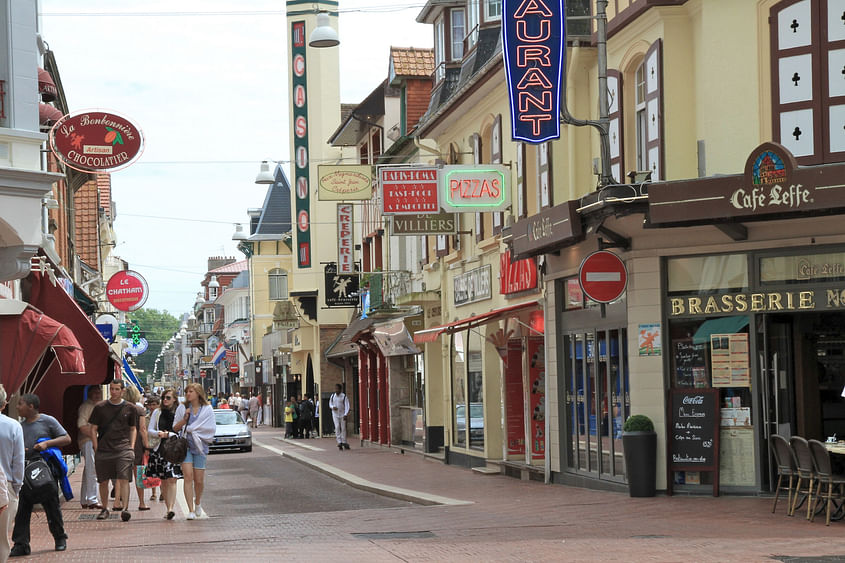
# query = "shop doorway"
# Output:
<box><xmin>760</xmin><ymin>312</ymin><xmax>845</xmax><ymax>491</ymax></box>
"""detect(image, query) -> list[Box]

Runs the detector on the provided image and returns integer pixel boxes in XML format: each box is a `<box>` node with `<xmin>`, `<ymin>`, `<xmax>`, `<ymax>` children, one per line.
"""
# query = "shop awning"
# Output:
<box><xmin>0</xmin><ymin>300</ymin><xmax>85</xmax><ymax>396</ymax></box>
<box><xmin>373</xmin><ymin>319</ymin><xmax>420</xmax><ymax>356</ymax></box>
<box><xmin>413</xmin><ymin>301</ymin><xmax>539</xmax><ymax>344</ymax></box>
<box><xmin>692</xmin><ymin>315</ymin><xmax>750</xmax><ymax>344</ymax></box>
<box><xmin>122</xmin><ymin>358</ymin><xmax>143</xmax><ymax>392</ymax></box>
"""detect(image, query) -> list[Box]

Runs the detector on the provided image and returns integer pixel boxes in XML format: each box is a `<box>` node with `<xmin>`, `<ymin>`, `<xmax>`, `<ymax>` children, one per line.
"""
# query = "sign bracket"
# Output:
<box><xmin>597</xmin><ymin>227</ymin><xmax>630</xmax><ymax>251</ymax></box>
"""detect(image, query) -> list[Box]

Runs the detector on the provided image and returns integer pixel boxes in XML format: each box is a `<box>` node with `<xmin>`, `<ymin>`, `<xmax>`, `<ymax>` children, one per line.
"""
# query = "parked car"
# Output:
<box><xmin>210</xmin><ymin>409</ymin><xmax>252</xmax><ymax>453</ymax></box>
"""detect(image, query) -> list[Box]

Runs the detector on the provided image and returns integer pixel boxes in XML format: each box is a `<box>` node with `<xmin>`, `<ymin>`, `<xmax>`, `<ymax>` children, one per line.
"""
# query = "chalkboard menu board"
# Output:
<box><xmin>672</xmin><ymin>339</ymin><xmax>707</xmax><ymax>388</ymax></box>
<box><xmin>667</xmin><ymin>388</ymin><xmax>720</xmax><ymax>496</ymax></box>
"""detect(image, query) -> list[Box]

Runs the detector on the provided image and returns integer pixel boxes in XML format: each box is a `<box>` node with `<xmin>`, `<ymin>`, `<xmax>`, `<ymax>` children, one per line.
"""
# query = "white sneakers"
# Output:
<box><xmin>195</xmin><ymin>505</ymin><xmax>206</xmax><ymax>519</ymax></box>
<box><xmin>186</xmin><ymin>511</ymin><xmax>196</xmax><ymax>520</ymax></box>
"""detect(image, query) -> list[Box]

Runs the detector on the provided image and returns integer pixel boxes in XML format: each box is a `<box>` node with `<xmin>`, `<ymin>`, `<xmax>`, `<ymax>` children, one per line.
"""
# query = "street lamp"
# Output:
<box><xmin>255</xmin><ymin>161</ymin><xmax>275</xmax><ymax>184</ymax></box>
<box><xmin>309</xmin><ymin>11</ymin><xmax>339</xmax><ymax>48</ymax></box>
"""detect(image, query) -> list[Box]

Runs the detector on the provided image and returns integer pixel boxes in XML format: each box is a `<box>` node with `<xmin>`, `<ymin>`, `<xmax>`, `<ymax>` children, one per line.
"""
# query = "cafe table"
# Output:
<box><xmin>820</xmin><ymin>442</ymin><xmax>845</xmax><ymax>521</ymax></box>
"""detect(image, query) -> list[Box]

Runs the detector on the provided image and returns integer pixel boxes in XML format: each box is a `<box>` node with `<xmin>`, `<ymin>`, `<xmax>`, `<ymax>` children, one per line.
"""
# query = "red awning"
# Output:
<box><xmin>413</xmin><ymin>301</ymin><xmax>539</xmax><ymax>344</ymax></box>
<box><xmin>38</xmin><ymin>67</ymin><xmax>58</xmax><ymax>101</ymax></box>
<box><xmin>0</xmin><ymin>303</ymin><xmax>85</xmax><ymax>395</ymax></box>
<box><xmin>39</xmin><ymin>103</ymin><xmax>63</xmax><ymax>127</ymax></box>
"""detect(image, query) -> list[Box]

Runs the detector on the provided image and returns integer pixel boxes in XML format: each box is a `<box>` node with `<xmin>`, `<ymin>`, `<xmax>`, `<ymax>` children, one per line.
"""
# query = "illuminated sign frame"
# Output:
<box><xmin>440</xmin><ymin>165</ymin><xmax>511</xmax><ymax>213</ymax></box>
<box><xmin>291</xmin><ymin>20</ymin><xmax>311</xmax><ymax>267</ymax></box>
<box><xmin>502</xmin><ymin>0</ymin><xmax>565</xmax><ymax>144</ymax></box>
<box><xmin>337</xmin><ymin>203</ymin><xmax>354</xmax><ymax>274</ymax></box>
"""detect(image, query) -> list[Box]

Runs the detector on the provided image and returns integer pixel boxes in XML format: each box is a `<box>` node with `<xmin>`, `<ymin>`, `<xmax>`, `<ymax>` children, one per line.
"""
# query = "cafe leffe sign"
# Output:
<box><xmin>49</xmin><ymin>110</ymin><xmax>144</xmax><ymax>172</ymax></box>
<box><xmin>649</xmin><ymin>142</ymin><xmax>845</xmax><ymax>225</ymax></box>
<box><xmin>502</xmin><ymin>0</ymin><xmax>565</xmax><ymax>144</ymax></box>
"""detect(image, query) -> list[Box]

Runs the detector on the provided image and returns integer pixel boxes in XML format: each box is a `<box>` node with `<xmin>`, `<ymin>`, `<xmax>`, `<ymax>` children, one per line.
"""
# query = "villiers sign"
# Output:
<box><xmin>503</xmin><ymin>0</ymin><xmax>565</xmax><ymax>143</ymax></box>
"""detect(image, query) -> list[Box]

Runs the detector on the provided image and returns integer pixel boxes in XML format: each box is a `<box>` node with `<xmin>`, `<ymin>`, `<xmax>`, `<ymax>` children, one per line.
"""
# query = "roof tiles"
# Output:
<box><xmin>390</xmin><ymin>47</ymin><xmax>434</xmax><ymax>77</ymax></box>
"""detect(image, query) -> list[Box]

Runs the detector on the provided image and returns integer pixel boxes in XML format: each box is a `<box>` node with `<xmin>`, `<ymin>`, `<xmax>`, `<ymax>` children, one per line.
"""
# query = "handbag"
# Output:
<box><xmin>161</xmin><ymin>435</ymin><xmax>187</xmax><ymax>464</ymax></box>
<box><xmin>148</xmin><ymin>410</ymin><xmax>162</xmax><ymax>451</ymax></box>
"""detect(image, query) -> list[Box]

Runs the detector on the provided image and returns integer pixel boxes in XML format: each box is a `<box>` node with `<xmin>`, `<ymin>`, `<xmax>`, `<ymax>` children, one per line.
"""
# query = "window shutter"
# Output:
<box><xmin>822</xmin><ymin>0</ymin><xmax>845</xmax><ymax>160</ymax></box>
<box><xmin>538</xmin><ymin>142</ymin><xmax>552</xmax><ymax>208</ymax></box>
<box><xmin>771</xmin><ymin>0</ymin><xmax>821</xmax><ymax>164</ymax></box>
<box><xmin>644</xmin><ymin>40</ymin><xmax>664</xmax><ymax>180</ymax></box>
<box><xmin>607</xmin><ymin>69</ymin><xmax>624</xmax><ymax>183</ymax></box>
<box><xmin>492</xmin><ymin>114</ymin><xmax>504</xmax><ymax>234</ymax></box>
<box><xmin>516</xmin><ymin>142</ymin><xmax>526</xmax><ymax>218</ymax></box>
<box><xmin>473</xmin><ymin>133</ymin><xmax>484</xmax><ymax>242</ymax></box>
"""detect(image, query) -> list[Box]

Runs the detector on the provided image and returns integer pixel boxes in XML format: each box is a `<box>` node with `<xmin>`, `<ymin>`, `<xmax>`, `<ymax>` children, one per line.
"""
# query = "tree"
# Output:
<box><xmin>126</xmin><ymin>308</ymin><xmax>181</xmax><ymax>386</ymax></box>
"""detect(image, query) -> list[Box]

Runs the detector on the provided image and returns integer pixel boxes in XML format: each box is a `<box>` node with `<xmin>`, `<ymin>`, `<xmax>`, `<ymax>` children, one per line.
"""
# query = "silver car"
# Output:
<box><xmin>210</xmin><ymin>409</ymin><xmax>252</xmax><ymax>452</ymax></box>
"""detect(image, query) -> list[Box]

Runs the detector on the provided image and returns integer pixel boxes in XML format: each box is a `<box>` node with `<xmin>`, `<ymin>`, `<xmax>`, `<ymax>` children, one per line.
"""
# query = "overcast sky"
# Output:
<box><xmin>38</xmin><ymin>0</ymin><xmax>432</xmax><ymax>315</ymax></box>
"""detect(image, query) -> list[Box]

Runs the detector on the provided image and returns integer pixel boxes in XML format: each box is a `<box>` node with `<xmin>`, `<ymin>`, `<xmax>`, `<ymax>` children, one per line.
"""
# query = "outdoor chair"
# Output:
<box><xmin>790</xmin><ymin>436</ymin><xmax>817</xmax><ymax>520</ymax></box>
<box><xmin>808</xmin><ymin>439</ymin><xmax>845</xmax><ymax>526</ymax></box>
<box><xmin>770</xmin><ymin>434</ymin><xmax>797</xmax><ymax>514</ymax></box>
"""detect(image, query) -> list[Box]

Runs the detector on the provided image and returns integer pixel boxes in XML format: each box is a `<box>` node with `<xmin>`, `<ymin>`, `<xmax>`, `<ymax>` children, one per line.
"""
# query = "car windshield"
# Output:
<box><xmin>215</xmin><ymin>411</ymin><xmax>242</xmax><ymax>425</ymax></box>
<box><xmin>470</xmin><ymin>404</ymin><xmax>483</xmax><ymax>419</ymax></box>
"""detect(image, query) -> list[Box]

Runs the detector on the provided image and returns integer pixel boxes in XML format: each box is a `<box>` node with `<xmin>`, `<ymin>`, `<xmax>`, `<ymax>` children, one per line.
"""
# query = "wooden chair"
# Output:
<box><xmin>770</xmin><ymin>434</ymin><xmax>797</xmax><ymax>514</ymax></box>
<box><xmin>808</xmin><ymin>439</ymin><xmax>845</xmax><ymax>526</ymax></box>
<box><xmin>790</xmin><ymin>436</ymin><xmax>817</xmax><ymax>520</ymax></box>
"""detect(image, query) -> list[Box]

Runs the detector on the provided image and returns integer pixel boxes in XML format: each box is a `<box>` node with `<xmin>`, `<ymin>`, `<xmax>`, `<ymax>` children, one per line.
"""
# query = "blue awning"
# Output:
<box><xmin>692</xmin><ymin>315</ymin><xmax>750</xmax><ymax>344</ymax></box>
<box><xmin>122</xmin><ymin>358</ymin><xmax>143</xmax><ymax>391</ymax></box>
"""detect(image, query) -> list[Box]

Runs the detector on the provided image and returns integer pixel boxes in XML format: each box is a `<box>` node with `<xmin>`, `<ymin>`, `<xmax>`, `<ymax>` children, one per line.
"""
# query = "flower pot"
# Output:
<box><xmin>622</xmin><ymin>430</ymin><xmax>657</xmax><ymax>497</ymax></box>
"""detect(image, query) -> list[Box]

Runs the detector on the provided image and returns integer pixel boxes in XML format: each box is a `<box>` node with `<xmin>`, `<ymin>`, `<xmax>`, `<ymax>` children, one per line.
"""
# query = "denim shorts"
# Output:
<box><xmin>183</xmin><ymin>449</ymin><xmax>207</xmax><ymax>470</ymax></box>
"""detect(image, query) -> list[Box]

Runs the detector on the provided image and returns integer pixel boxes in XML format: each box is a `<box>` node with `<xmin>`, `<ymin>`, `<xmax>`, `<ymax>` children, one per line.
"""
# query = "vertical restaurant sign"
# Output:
<box><xmin>502</xmin><ymin>0</ymin><xmax>565</xmax><ymax>144</ymax></box>
<box><xmin>292</xmin><ymin>21</ymin><xmax>311</xmax><ymax>267</ymax></box>
<box><xmin>337</xmin><ymin>203</ymin><xmax>354</xmax><ymax>273</ymax></box>
<box><xmin>499</xmin><ymin>250</ymin><xmax>538</xmax><ymax>295</ymax></box>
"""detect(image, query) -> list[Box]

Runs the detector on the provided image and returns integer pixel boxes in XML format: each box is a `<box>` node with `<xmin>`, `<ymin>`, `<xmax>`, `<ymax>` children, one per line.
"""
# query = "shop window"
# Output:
<box><xmin>268</xmin><ymin>268</ymin><xmax>288</xmax><ymax>300</ymax></box>
<box><xmin>770</xmin><ymin>0</ymin><xmax>845</xmax><ymax>164</ymax></box>
<box><xmin>564</xmin><ymin>278</ymin><xmax>584</xmax><ymax>310</ymax></box>
<box><xmin>667</xmin><ymin>254</ymin><xmax>748</xmax><ymax>294</ymax></box>
<box><xmin>451</xmin><ymin>329</ymin><xmax>486</xmax><ymax>450</ymax></box>
<box><xmin>668</xmin><ymin>316</ymin><xmax>753</xmax><ymax>488</ymax></box>
<box><xmin>452</xmin><ymin>331</ymin><xmax>466</xmax><ymax>447</ymax></box>
<box><xmin>760</xmin><ymin>250</ymin><xmax>845</xmax><ymax>286</ymax></box>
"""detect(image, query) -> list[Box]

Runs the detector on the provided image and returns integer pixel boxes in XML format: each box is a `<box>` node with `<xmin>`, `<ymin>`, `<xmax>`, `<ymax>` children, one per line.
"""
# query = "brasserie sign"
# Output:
<box><xmin>669</xmin><ymin>288</ymin><xmax>845</xmax><ymax>316</ymax></box>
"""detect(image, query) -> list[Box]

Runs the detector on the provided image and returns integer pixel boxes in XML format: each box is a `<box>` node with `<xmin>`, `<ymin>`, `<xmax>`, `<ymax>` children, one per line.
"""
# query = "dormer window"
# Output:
<box><xmin>467</xmin><ymin>0</ymin><xmax>479</xmax><ymax>50</ymax></box>
<box><xmin>435</xmin><ymin>15</ymin><xmax>445</xmax><ymax>81</ymax></box>
<box><xmin>483</xmin><ymin>0</ymin><xmax>501</xmax><ymax>21</ymax></box>
<box><xmin>451</xmin><ymin>8</ymin><xmax>465</xmax><ymax>60</ymax></box>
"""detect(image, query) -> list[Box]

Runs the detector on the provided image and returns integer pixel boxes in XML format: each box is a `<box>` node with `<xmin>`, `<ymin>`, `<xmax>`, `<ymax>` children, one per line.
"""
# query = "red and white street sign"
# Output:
<box><xmin>106</xmin><ymin>270</ymin><xmax>149</xmax><ymax>312</ymax></box>
<box><xmin>578</xmin><ymin>250</ymin><xmax>627</xmax><ymax>304</ymax></box>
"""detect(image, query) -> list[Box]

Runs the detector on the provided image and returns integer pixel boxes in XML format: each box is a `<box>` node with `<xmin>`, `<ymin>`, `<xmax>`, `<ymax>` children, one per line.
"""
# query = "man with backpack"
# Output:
<box><xmin>298</xmin><ymin>395</ymin><xmax>314</xmax><ymax>439</ymax></box>
<box><xmin>10</xmin><ymin>393</ymin><xmax>70</xmax><ymax>556</ymax></box>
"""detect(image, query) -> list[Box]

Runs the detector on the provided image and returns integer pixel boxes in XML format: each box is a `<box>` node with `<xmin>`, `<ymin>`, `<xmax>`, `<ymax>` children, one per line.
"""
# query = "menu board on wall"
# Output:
<box><xmin>505</xmin><ymin>341</ymin><xmax>525</xmax><ymax>457</ymax></box>
<box><xmin>719</xmin><ymin>427</ymin><xmax>756</xmax><ymax>486</ymax></box>
<box><xmin>527</xmin><ymin>337</ymin><xmax>545</xmax><ymax>460</ymax></box>
<box><xmin>667</xmin><ymin>388</ymin><xmax>720</xmax><ymax>496</ymax></box>
<box><xmin>710</xmin><ymin>333</ymin><xmax>750</xmax><ymax>387</ymax></box>
<box><xmin>672</xmin><ymin>339</ymin><xmax>707</xmax><ymax>388</ymax></box>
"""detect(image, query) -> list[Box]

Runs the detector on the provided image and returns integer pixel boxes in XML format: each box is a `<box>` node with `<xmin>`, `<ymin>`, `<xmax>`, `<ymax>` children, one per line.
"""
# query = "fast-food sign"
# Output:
<box><xmin>440</xmin><ymin>165</ymin><xmax>511</xmax><ymax>212</ymax></box>
<box><xmin>380</xmin><ymin>167</ymin><xmax>439</xmax><ymax>215</ymax></box>
<box><xmin>502</xmin><ymin>0</ymin><xmax>565</xmax><ymax>144</ymax></box>
<box><xmin>49</xmin><ymin>110</ymin><xmax>144</xmax><ymax>172</ymax></box>
<box><xmin>106</xmin><ymin>270</ymin><xmax>149</xmax><ymax>312</ymax></box>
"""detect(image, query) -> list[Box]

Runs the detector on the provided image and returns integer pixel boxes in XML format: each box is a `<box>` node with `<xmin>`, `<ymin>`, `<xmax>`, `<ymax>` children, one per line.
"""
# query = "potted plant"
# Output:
<box><xmin>622</xmin><ymin>414</ymin><xmax>657</xmax><ymax>497</ymax></box>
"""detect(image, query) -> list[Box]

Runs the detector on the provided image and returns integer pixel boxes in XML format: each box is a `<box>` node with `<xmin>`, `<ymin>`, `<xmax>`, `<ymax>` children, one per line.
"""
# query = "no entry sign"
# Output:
<box><xmin>578</xmin><ymin>250</ymin><xmax>627</xmax><ymax>304</ymax></box>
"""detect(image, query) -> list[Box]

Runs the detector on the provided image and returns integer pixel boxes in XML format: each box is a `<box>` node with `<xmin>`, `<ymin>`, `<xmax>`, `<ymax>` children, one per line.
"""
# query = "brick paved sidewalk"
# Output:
<box><xmin>13</xmin><ymin>426</ymin><xmax>845</xmax><ymax>562</ymax></box>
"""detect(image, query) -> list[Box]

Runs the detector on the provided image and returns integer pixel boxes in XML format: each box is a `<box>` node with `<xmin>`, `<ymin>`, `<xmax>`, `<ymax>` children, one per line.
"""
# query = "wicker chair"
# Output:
<box><xmin>770</xmin><ymin>434</ymin><xmax>797</xmax><ymax>514</ymax></box>
<box><xmin>790</xmin><ymin>436</ymin><xmax>817</xmax><ymax>520</ymax></box>
<box><xmin>808</xmin><ymin>439</ymin><xmax>845</xmax><ymax>525</ymax></box>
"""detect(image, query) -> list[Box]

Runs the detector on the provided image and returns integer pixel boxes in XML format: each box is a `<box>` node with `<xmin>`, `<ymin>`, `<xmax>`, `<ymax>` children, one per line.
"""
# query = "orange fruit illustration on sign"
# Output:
<box><xmin>104</xmin><ymin>127</ymin><xmax>124</xmax><ymax>146</ymax></box>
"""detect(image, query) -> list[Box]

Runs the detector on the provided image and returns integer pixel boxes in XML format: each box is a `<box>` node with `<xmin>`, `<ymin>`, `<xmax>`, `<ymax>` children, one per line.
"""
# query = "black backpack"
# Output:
<box><xmin>299</xmin><ymin>400</ymin><xmax>312</xmax><ymax>420</ymax></box>
<box><xmin>23</xmin><ymin>457</ymin><xmax>58</xmax><ymax>501</ymax></box>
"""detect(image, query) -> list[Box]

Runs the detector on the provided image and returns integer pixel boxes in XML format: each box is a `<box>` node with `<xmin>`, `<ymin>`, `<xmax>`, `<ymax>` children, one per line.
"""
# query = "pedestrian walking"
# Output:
<box><xmin>89</xmin><ymin>379</ymin><xmax>138</xmax><ymax>523</ymax></box>
<box><xmin>10</xmin><ymin>393</ymin><xmax>70</xmax><ymax>555</ymax></box>
<box><xmin>248</xmin><ymin>394</ymin><xmax>259</xmax><ymax>429</ymax></box>
<box><xmin>144</xmin><ymin>396</ymin><xmax>162</xmax><ymax>503</ymax></box>
<box><xmin>284</xmin><ymin>398</ymin><xmax>295</xmax><ymax>439</ymax></box>
<box><xmin>0</xmin><ymin>385</ymin><xmax>24</xmax><ymax>563</ymax></box>
<box><xmin>123</xmin><ymin>386</ymin><xmax>151</xmax><ymax>512</ymax></box>
<box><xmin>173</xmin><ymin>383</ymin><xmax>215</xmax><ymax>520</ymax></box>
<box><xmin>329</xmin><ymin>384</ymin><xmax>350</xmax><ymax>451</ymax></box>
<box><xmin>239</xmin><ymin>393</ymin><xmax>250</xmax><ymax>425</ymax></box>
<box><xmin>299</xmin><ymin>394</ymin><xmax>314</xmax><ymax>439</ymax></box>
<box><xmin>76</xmin><ymin>385</ymin><xmax>102</xmax><ymax>510</ymax></box>
<box><xmin>147</xmin><ymin>388</ymin><xmax>182</xmax><ymax>520</ymax></box>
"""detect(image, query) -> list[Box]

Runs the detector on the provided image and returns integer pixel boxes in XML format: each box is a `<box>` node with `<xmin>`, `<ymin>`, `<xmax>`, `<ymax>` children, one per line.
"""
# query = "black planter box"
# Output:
<box><xmin>622</xmin><ymin>431</ymin><xmax>657</xmax><ymax>497</ymax></box>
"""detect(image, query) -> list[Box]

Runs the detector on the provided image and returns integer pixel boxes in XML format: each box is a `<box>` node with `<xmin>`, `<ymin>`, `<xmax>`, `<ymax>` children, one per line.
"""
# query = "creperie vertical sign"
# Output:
<box><xmin>502</xmin><ymin>0</ymin><xmax>565</xmax><ymax>143</ymax></box>
<box><xmin>337</xmin><ymin>203</ymin><xmax>354</xmax><ymax>274</ymax></box>
<box><xmin>380</xmin><ymin>167</ymin><xmax>439</xmax><ymax>215</ymax></box>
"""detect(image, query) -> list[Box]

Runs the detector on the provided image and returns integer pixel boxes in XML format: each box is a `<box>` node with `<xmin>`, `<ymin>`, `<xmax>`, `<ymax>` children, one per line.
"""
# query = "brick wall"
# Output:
<box><xmin>406</xmin><ymin>78</ymin><xmax>433</xmax><ymax>129</ymax></box>
<box><xmin>73</xmin><ymin>178</ymin><xmax>100</xmax><ymax>269</ymax></box>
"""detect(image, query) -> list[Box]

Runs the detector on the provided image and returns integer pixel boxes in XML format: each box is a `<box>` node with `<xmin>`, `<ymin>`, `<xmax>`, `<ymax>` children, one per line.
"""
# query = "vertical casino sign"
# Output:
<box><xmin>502</xmin><ymin>0</ymin><xmax>565</xmax><ymax>144</ymax></box>
<box><xmin>292</xmin><ymin>20</ymin><xmax>311</xmax><ymax>268</ymax></box>
<box><xmin>49</xmin><ymin>110</ymin><xmax>144</xmax><ymax>172</ymax></box>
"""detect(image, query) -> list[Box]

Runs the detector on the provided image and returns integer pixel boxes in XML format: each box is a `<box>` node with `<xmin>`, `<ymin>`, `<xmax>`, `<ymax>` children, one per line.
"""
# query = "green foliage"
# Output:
<box><xmin>126</xmin><ymin>308</ymin><xmax>181</xmax><ymax>385</ymax></box>
<box><xmin>623</xmin><ymin>414</ymin><xmax>654</xmax><ymax>433</ymax></box>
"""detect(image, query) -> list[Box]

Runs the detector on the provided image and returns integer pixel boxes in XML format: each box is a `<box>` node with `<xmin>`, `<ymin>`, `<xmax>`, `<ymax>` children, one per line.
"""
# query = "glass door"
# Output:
<box><xmin>759</xmin><ymin>314</ymin><xmax>796</xmax><ymax>491</ymax></box>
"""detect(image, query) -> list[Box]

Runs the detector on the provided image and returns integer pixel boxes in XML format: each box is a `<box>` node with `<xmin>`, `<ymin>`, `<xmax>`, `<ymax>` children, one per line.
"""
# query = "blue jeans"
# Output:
<box><xmin>183</xmin><ymin>449</ymin><xmax>207</xmax><ymax>470</ymax></box>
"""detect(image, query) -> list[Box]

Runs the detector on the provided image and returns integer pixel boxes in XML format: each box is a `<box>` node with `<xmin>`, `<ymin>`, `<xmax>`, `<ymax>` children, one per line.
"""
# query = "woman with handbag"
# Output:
<box><xmin>147</xmin><ymin>388</ymin><xmax>183</xmax><ymax>520</ymax></box>
<box><xmin>173</xmin><ymin>383</ymin><xmax>215</xmax><ymax>520</ymax></box>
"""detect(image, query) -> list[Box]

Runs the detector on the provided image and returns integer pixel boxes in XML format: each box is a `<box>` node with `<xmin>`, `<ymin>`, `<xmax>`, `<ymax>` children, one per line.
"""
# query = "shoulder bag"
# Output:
<box><xmin>161</xmin><ymin>408</ymin><xmax>188</xmax><ymax>464</ymax></box>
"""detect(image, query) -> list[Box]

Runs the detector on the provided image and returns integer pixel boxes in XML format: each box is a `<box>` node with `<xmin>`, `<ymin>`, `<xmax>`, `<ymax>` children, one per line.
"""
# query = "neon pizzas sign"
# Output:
<box><xmin>503</xmin><ymin>0</ymin><xmax>565</xmax><ymax>144</ymax></box>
